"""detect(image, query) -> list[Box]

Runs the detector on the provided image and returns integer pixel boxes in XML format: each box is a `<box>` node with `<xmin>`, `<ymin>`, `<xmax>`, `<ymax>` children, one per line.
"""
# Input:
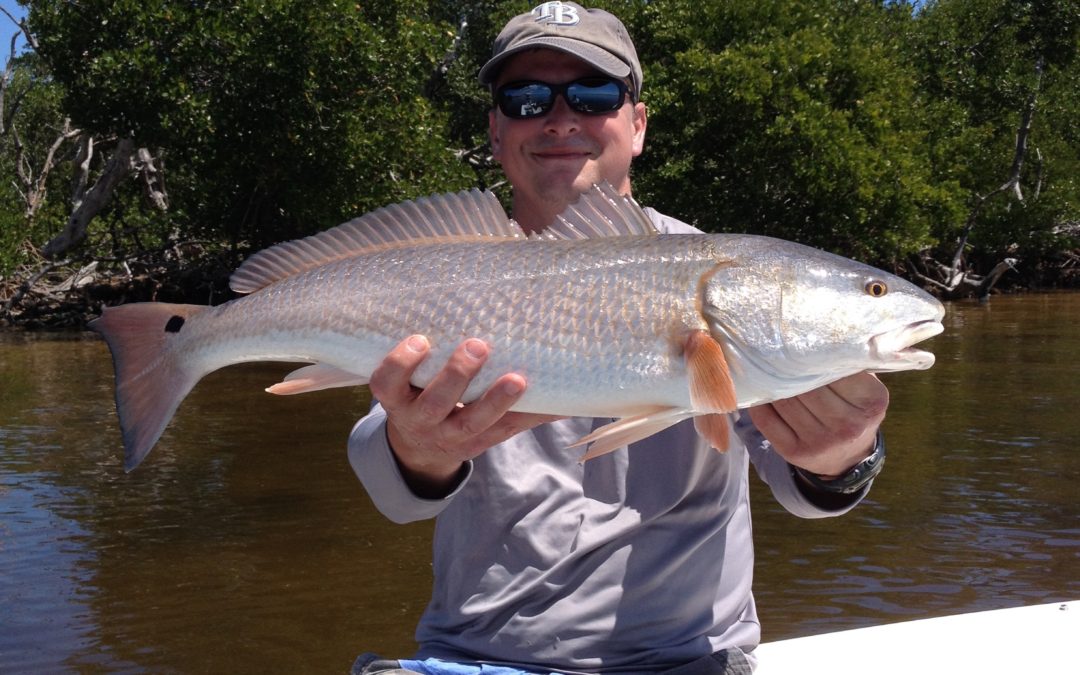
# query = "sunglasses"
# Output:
<box><xmin>494</xmin><ymin>77</ymin><xmax>631</xmax><ymax>119</ymax></box>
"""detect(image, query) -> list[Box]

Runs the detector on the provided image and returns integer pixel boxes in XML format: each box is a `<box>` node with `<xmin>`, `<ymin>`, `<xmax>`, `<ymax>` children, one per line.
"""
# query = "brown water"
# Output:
<box><xmin>1</xmin><ymin>294</ymin><xmax>1078</xmax><ymax>672</ymax></box>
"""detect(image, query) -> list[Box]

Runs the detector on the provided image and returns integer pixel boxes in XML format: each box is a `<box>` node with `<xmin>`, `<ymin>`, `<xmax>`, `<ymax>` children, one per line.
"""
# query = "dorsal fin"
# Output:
<box><xmin>230</xmin><ymin>188</ymin><xmax>517</xmax><ymax>294</ymax></box>
<box><xmin>536</xmin><ymin>182</ymin><xmax>659</xmax><ymax>241</ymax></box>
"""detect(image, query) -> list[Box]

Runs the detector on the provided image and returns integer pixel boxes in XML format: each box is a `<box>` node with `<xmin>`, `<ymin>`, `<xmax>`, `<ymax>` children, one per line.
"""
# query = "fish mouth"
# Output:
<box><xmin>869</xmin><ymin>320</ymin><xmax>945</xmax><ymax>370</ymax></box>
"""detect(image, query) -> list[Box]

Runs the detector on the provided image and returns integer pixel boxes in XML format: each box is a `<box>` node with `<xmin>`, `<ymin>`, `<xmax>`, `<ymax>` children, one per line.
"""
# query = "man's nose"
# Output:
<box><xmin>543</xmin><ymin>95</ymin><xmax>580</xmax><ymax>135</ymax></box>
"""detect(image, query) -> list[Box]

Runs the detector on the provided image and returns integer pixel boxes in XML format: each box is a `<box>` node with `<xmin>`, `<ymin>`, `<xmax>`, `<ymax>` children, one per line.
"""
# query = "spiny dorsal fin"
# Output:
<box><xmin>230</xmin><ymin>188</ymin><xmax>518</xmax><ymax>294</ymax></box>
<box><xmin>535</xmin><ymin>182</ymin><xmax>659</xmax><ymax>241</ymax></box>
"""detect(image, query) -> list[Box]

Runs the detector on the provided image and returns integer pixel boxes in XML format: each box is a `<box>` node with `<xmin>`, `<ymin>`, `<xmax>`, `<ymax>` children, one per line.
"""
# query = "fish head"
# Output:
<box><xmin>775</xmin><ymin>257</ymin><xmax>945</xmax><ymax>372</ymax></box>
<box><xmin>700</xmin><ymin>236</ymin><xmax>945</xmax><ymax>394</ymax></box>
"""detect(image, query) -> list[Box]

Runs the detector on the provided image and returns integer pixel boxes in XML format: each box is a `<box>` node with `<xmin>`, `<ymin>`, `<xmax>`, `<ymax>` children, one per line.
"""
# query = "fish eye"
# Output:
<box><xmin>865</xmin><ymin>280</ymin><xmax>889</xmax><ymax>297</ymax></box>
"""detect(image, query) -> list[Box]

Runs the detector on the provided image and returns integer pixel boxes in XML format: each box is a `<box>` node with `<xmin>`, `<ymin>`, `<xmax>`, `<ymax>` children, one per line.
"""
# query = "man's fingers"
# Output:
<box><xmin>750</xmin><ymin>373</ymin><xmax>890</xmax><ymax>477</ymax></box>
<box><xmin>451</xmin><ymin>373</ymin><xmax>526</xmax><ymax>437</ymax></box>
<box><xmin>369</xmin><ymin>335</ymin><xmax>430</xmax><ymax>407</ymax></box>
<box><xmin>414</xmin><ymin>339</ymin><xmax>490</xmax><ymax>422</ymax></box>
<box><xmin>821</xmin><ymin>373</ymin><xmax>889</xmax><ymax>419</ymax></box>
<box><xmin>780</xmin><ymin>385</ymin><xmax>846</xmax><ymax>433</ymax></box>
<box><xmin>794</xmin><ymin>375</ymin><xmax>888</xmax><ymax>445</ymax></box>
<box><xmin>747</xmin><ymin>401</ymin><xmax>796</xmax><ymax>451</ymax></box>
<box><xmin>371</xmin><ymin>337</ymin><xmax>556</xmax><ymax>463</ymax></box>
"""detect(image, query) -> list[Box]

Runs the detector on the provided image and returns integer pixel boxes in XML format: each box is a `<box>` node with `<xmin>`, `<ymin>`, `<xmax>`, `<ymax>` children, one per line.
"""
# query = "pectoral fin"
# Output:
<box><xmin>266</xmin><ymin>364</ymin><xmax>368</xmax><ymax>395</ymax></box>
<box><xmin>569</xmin><ymin>407</ymin><xmax>693</xmax><ymax>461</ymax></box>
<box><xmin>685</xmin><ymin>330</ymin><xmax>737</xmax><ymax>414</ymax></box>
<box><xmin>694</xmin><ymin>413</ymin><xmax>732</xmax><ymax>453</ymax></box>
<box><xmin>683</xmin><ymin>330</ymin><xmax>737</xmax><ymax>452</ymax></box>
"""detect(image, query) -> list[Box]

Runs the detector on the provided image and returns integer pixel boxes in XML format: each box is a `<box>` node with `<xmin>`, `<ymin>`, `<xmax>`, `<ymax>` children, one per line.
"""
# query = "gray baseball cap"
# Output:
<box><xmin>479</xmin><ymin>1</ymin><xmax>643</xmax><ymax>99</ymax></box>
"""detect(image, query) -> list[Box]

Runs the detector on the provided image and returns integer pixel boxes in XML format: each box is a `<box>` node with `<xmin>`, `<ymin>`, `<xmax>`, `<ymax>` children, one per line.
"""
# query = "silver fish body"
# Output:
<box><xmin>91</xmin><ymin>184</ymin><xmax>945</xmax><ymax>470</ymax></box>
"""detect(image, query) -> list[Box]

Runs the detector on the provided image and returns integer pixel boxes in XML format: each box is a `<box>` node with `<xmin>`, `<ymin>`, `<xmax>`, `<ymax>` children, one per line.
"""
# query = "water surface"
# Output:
<box><xmin>1</xmin><ymin>294</ymin><xmax>1078</xmax><ymax>672</ymax></box>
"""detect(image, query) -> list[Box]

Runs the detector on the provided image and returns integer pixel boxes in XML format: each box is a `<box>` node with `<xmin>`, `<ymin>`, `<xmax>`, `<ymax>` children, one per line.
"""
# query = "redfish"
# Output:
<box><xmin>91</xmin><ymin>183</ymin><xmax>944</xmax><ymax>470</ymax></box>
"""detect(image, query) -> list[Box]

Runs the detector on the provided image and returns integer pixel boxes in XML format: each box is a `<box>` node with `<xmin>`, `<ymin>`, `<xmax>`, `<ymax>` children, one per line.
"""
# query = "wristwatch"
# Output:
<box><xmin>791</xmin><ymin>430</ymin><xmax>886</xmax><ymax>495</ymax></box>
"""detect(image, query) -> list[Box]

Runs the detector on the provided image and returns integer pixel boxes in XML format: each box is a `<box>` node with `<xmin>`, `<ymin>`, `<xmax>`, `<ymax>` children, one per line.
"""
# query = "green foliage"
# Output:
<box><xmin>1</xmin><ymin>0</ymin><xmax>1077</xmax><ymax>298</ymax></box>
<box><xmin>29</xmin><ymin>0</ymin><xmax>476</xmax><ymax>249</ymax></box>
<box><xmin>0</xmin><ymin>53</ymin><xmax>72</xmax><ymax>276</ymax></box>
<box><xmin>429</xmin><ymin>0</ymin><xmax>537</xmax><ymax>192</ymax></box>
<box><xmin>629</xmin><ymin>0</ymin><xmax>962</xmax><ymax>264</ymax></box>
<box><xmin>907</xmin><ymin>0</ymin><xmax>1080</xmax><ymax>276</ymax></box>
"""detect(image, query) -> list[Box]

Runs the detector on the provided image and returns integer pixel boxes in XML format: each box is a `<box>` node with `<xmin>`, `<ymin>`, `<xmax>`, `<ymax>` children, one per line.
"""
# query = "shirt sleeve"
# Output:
<box><xmin>733</xmin><ymin>413</ymin><xmax>870</xmax><ymax>519</ymax></box>
<box><xmin>347</xmin><ymin>402</ymin><xmax>473</xmax><ymax>524</ymax></box>
<box><xmin>644</xmin><ymin>207</ymin><xmax>703</xmax><ymax>234</ymax></box>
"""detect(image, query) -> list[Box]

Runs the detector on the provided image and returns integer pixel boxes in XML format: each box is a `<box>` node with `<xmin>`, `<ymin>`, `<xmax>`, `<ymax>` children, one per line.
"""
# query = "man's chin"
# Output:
<box><xmin>548</xmin><ymin>172</ymin><xmax>617</xmax><ymax>198</ymax></box>
<box><xmin>531</xmin><ymin>174</ymin><xmax>590</xmax><ymax>202</ymax></box>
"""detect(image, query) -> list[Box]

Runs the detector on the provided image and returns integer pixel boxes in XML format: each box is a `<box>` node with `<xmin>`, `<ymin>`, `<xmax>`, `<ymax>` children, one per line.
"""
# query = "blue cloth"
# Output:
<box><xmin>397</xmin><ymin>659</ymin><xmax>560</xmax><ymax>675</ymax></box>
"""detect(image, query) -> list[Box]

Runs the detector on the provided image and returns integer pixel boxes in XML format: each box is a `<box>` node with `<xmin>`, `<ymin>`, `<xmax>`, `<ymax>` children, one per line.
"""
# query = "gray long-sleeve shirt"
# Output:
<box><xmin>347</xmin><ymin>210</ymin><xmax>866</xmax><ymax>673</ymax></box>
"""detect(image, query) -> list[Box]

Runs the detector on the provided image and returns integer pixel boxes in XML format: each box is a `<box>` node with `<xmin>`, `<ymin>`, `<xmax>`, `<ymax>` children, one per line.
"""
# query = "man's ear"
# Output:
<box><xmin>631</xmin><ymin>101</ymin><xmax>647</xmax><ymax>158</ymax></box>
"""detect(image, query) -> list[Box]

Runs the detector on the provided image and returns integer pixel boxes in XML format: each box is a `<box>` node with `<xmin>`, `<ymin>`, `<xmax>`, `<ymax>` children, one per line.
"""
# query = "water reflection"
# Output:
<box><xmin>751</xmin><ymin>293</ymin><xmax>1080</xmax><ymax>638</ymax></box>
<box><xmin>1</xmin><ymin>294</ymin><xmax>1079</xmax><ymax>672</ymax></box>
<box><xmin>1</xmin><ymin>335</ymin><xmax>433</xmax><ymax>672</ymax></box>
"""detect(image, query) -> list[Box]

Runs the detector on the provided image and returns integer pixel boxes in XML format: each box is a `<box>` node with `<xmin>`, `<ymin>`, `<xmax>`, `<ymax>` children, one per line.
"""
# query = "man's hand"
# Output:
<box><xmin>368</xmin><ymin>335</ymin><xmax>561</xmax><ymax>497</ymax></box>
<box><xmin>748</xmin><ymin>372</ymin><xmax>888</xmax><ymax>479</ymax></box>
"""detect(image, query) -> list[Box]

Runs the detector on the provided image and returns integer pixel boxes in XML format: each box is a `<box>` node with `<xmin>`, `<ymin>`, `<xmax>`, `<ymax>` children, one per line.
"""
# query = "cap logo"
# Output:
<box><xmin>532</xmin><ymin>2</ymin><xmax>580</xmax><ymax>27</ymax></box>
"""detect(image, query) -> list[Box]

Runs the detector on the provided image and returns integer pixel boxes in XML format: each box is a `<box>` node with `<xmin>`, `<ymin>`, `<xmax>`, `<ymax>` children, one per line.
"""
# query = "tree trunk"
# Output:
<box><xmin>41</xmin><ymin>137</ymin><xmax>137</xmax><ymax>259</ymax></box>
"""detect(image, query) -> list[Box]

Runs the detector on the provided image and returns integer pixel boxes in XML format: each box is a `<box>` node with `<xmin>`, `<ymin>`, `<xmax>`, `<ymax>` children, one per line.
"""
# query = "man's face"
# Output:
<box><xmin>488</xmin><ymin>49</ymin><xmax>647</xmax><ymax>231</ymax></box>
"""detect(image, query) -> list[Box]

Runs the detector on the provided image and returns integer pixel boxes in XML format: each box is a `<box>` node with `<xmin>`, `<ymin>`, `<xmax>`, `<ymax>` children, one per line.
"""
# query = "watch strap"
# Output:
<box><xmin>791</xmin><ymin>430</ymin><xmax>886</xmax><ymax>495</ymax></box>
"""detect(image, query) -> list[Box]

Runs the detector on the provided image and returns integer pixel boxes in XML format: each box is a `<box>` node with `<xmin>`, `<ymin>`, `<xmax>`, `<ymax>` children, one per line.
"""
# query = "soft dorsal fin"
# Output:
<box><xmin>230</xmin><ymin>188</ymin><xmax>518</xmax><ymax>294</ymax></box>
<box><xmin>536</xmin><ymin>182</ymin><xmax>659</xmax><ymax>241</ymax></box>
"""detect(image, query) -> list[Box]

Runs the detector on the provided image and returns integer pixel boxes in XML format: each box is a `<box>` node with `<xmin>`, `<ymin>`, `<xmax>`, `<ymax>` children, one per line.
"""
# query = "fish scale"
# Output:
<box><xmin>90</xmin><ymin>183</ymin><xmax>944</xmax><ymax>470</ymax></box>
<box><xmin>303</xmin><ymin>236</ymin><xmax>714</xmax><ymax>407</ymax></box>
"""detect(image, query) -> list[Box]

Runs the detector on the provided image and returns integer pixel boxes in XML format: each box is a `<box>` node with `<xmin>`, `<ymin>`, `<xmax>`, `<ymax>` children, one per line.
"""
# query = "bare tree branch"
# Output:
<box><xmin>70</xmin><ymin>133</ymin><xmax>94</xmax><ymax>209</ymax></box>
<box><xmin>14</xmin><ymin>118</ymin><xmax>82</xmax><ymax>220</ymax></box>
<box><xmin>1</xmin><ymin>253</ymin><xmax>73</xmax><ymax>320</ymax></box>
<box><xmin>976</xmin><ymin>258</ymin><xmax>1018</xmax><ymax>299</ymax></box>
<box><xmin>0</xmin><ymin>7</ymin><xmax>39</xmax><ymax>137</ymax></box>
<box><xmin>910</xmin><ymin>252</ymin><xmax>1017</xmax><ymax>300</ymax></box>
<box><xmin>1032</xmin><ymin>147</ymin><xmax>1044</xmax><ymax>201</ymax></box>
<box><xmin>946</xmin><ymin>55</ymin><xmax>1044</xmax><ymax>285</ymax></box>
<box><xmin>42</xmin><ymin>137</ymin><xmax>138</xmax><ymax>259</ymax></box>
<box><xmin>964</xmin><ymin>16</ymin><xmax>1009</xmax><ymax>59</ymax></box>
<box><xmin>424</xmin><ymin>12</ymin><xmax>469</xmax><ymax>98</ymax></box>
<box><xmin>134</xmin><ymin>147</ymin><xmax>169</xmax><ymax>211</ymax></box>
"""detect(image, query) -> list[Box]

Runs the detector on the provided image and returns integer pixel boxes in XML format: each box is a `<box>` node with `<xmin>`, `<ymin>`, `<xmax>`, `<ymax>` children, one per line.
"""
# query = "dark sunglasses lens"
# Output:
<box><xmin>496</xmin><ymin>79</ymin><xmax>628</xmax><ymax>118</ymax></box>
<box><xmin>498</xmin><ymin>83</ymin><xmax>555</xmax><ymax>118</ymax></box>
<box><xmin>566</xmin><ymin>80</ymin><xmax>626</xmax><ymax>113</ymax></box>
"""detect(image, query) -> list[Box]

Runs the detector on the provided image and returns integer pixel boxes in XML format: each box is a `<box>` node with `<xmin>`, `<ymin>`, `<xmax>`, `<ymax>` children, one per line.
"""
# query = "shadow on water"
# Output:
<box><xmin>1</xmin><ymin>294</ymin><xmax>1079</xmax><ymax>671</ymax></box>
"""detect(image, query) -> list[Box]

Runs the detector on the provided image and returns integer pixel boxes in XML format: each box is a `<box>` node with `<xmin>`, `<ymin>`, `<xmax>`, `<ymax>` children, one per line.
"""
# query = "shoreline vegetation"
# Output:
<box><xmin>2</xmin><ymin>1</ymin><xmax>1078</xmax><ymax>329</ymax></box>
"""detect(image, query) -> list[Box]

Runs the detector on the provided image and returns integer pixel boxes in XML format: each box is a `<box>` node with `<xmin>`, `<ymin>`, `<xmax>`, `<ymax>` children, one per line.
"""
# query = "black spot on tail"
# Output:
<box><xmin>164</xmin><ymin>315</ymin><xmax>185</xmax><ymax>333</ymax></box>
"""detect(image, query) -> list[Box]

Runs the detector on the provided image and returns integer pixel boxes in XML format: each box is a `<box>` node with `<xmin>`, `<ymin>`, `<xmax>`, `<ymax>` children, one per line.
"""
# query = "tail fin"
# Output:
<box><xmin>89</xmin><ymin>302</ymin><xmax>209</xmax><ymax>471</ymax></box>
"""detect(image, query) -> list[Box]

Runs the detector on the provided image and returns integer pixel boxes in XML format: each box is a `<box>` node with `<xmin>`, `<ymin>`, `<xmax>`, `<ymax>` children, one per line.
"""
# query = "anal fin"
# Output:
<box><xmin>569</xmin><ymin>407</ymin><xmax>693</xmax><ymax>462</ymax></box>
<box><xmin>266</xmin><ymin>363</ymin><xmax>369</xmax><ymax>395</ymax></box>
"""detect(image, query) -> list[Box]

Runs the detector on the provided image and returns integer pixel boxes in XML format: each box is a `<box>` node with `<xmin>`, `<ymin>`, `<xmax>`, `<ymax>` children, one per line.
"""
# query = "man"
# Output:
<box><xmin>350</xmin><ymin>3</ymin><xmax>888</xmax><ymax>673</ymax></box>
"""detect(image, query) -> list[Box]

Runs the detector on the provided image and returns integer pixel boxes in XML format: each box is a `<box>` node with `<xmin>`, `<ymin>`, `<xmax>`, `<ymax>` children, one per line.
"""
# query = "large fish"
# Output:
<box><xmin>91</xmin><ymin>183</ymin><xmax>944</xmax><ymax>471</ymax></box>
